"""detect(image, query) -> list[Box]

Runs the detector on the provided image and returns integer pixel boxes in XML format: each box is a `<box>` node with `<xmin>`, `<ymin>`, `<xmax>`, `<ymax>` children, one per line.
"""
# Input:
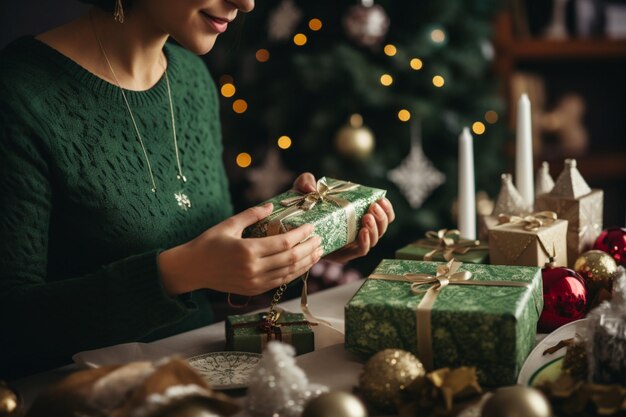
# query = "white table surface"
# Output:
<box><xmin>12</xmin><ymin>280</ymin><xmax>365</xmax><ymax>408</ymax></box>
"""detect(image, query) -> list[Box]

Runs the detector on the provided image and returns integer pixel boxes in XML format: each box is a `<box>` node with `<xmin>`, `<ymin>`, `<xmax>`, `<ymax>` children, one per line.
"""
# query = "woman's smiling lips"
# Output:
<box><xmin>200</xmin><ymin>11</ymin><xmax>232</xmax><ymax>33</ymax></box>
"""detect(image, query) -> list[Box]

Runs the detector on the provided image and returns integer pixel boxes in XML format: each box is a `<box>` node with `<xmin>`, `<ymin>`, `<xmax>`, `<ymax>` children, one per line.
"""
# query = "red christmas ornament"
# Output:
<box><xmin>538</xmin><ymin>261</ymin><xmax>588</xmax><ymax>333</ymax></box>
<box><xmin>594</xmin><ymin>227</ymin><xmax>626</xmax><ymax>267</ymax></box>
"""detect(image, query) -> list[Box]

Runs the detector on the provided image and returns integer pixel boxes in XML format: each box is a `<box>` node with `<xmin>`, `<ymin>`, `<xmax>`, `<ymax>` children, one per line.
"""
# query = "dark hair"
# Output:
<box><xmin>78</xmin><ymin>0</ymin><xmax>132</xmax><ymax>12</ymax></box>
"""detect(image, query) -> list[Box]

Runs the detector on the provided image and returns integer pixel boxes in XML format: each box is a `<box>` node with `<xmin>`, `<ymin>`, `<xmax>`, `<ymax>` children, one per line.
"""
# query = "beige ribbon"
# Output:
<box><xmin>369</xmin><ymin>260</ymin><xmax>530</xmax><ymax>370</ymax></box>
<box><xmin>266</xmin><ymin>178</ymin><xmax>360</xmax><ymax>244</ymax></box>
<box><xmin>412</xmin><ymin>229</ymin><xmax>487</xmax><ymax>261</ymax></box>
<box><xmin>497</xmin><ymin>211</ymin><xmax>558</xmax><ymax>231</ymax></box>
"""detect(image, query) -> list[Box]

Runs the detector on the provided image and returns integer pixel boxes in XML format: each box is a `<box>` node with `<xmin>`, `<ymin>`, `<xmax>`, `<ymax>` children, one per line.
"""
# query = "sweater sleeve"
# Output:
<box><xmin>0</xmin><ymin>105</ymin><xmax>194</xmax><ymax>379</ymax></box>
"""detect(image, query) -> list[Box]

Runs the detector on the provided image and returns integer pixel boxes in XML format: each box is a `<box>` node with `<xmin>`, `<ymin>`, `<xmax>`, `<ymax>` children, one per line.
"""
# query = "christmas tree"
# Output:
<box><xmin>205</xmin><ymin>0</ymin><xmax>506</xmax><ymax>273</ymax></box>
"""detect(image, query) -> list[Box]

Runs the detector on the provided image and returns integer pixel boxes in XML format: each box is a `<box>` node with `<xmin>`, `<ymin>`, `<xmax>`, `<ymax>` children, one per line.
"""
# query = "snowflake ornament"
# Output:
<box><xmin>246</xmin><ymin>342</ymin><xmax>328</xmax><ymax>417</ymax></box>
<box><xmin>387</xmin><ymin>122</ymin><xmax>446</xmax><ymax>209</ymax></box>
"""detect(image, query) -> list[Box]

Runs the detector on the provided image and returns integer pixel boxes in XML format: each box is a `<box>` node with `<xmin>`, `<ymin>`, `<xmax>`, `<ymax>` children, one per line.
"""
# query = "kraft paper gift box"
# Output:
<box><xmin>225</xmin><ymin>311</ymin><xmax>314</xmax><ymax>355</ymax></box>
<box><xmin>396</xmin><ymin>229</ymin><xmax>489</xmax><ymax>264</ymax></box>
<box><xmin>345</xmin><ymin>259</ymin><xmax>543</xmax><ymax>387</ymax></box>
<box><xmin>488</xmin><ymin>212</ymin><xmax>569</xmax><ymax>267</ymax></box>
<box><xmin>534</xmin><ymin>159</ymin><xmax>603</xmax><ymax>267</ymax></box>
<box><xmin>244</xmin><ymin>177</ymin><xmax>386</xmax><ymax>256</ymax></box>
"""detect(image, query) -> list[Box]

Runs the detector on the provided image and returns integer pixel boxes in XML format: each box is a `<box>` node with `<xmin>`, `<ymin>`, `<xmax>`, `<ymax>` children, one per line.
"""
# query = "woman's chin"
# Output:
<box><xmin>176</xmin><ymin>35</ymin><xmax>218</xmax><ymax>56</ymax></box>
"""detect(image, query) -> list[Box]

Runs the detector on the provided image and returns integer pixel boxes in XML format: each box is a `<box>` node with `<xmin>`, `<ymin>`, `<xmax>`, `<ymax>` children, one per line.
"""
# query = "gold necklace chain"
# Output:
<box><xmin>90</xmin><ymin>12</ymin><xmax>191</xmax><ymax>210</ymax></box>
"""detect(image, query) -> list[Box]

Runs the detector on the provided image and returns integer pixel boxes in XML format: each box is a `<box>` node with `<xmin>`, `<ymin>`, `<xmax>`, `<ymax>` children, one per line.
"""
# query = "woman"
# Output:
<box><xmin>0</xmin><ymin>0</ymin><xmax>395</xmax><ymax>379</ymax></box>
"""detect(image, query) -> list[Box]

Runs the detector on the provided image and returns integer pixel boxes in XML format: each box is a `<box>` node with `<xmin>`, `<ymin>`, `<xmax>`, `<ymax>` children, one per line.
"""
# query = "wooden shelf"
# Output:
<box><xmin>508</xmin><ymin>39</ymin><xmax>626</xmax><ymax>60</ymax></box>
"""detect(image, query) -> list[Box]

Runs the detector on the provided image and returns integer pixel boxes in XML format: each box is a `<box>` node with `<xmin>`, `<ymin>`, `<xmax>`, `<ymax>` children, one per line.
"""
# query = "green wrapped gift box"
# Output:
<box><xmin>395</xmin><ymin>229</ymin><xmax>489</xmax><ymax>264</ymax></box>
<box><xmin>225</xmin><ymin>311</ymin><xmax>314</xmax><ymax>355</ymax></box>
<box><xmin>244</xmin><ymin>177</ymin><xmax>386</xmax><ymax>256</ymax></box>
<box><xmin>345</xmin><ymin>259</ymin><xmax>543</xmax><ymax>387</ymax></box>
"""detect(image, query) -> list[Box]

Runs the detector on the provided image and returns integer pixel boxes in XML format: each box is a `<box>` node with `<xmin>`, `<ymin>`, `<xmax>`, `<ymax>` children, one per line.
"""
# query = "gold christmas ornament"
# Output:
<box><xmin>481</xmin><ymin>386</ymin><xmax>552</xmax><ymax>417</ymax></box>
<box><xmin>0</xmin><ymin>381</ymin><xmax>20</xmax><ymax>417</ymax></box>
<box><xmin>359</xmin><ymin>349</ymin><xmax>425</xmax><ymax>411</ymax></box>
<box><xmin>302</xmin><ymin>392</ymin><xmax>368</xmax><ymax>417</ymax></box>
<box><xmin>574</xmin><ymin>250</ymin><xmax>618</xmax><ymax>292</ymax></box>
<box><xmin>335</xmin><ymin>114</ymin><xmax>375</xmax><ymax>159</ymax></box>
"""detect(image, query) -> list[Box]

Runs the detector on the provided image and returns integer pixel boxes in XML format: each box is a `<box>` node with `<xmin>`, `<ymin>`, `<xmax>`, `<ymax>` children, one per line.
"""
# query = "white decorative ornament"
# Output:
<box><xmin>268</xmin><ymin>0</ymin><xmax>303</xmax><ymax>41</ymax></box>
<box><xmin>246</xmin><ymin>342</ymin><xmax>328</xmax><ymax>417</ymax></box>
<box><xmin>387</xmin><ymin>121</ymin><xmax>446</xmax><ymax>209</ymax></box>
<box><xmin>245</xmin><ymin>148</ymin><xmax>295</xmax><ymax>202</ymax></box>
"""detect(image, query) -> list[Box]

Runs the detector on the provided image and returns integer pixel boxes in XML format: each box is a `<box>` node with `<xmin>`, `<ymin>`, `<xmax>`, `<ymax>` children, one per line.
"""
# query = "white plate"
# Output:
<box><xmin>517</xmin><ymin>319</ymin><xmax>587</xmax><ymax>386</ymax></box>
<box><xmin>187</xmin><ymin>351</ymin><xmax>262</xmax><ymax>390</ymax></box>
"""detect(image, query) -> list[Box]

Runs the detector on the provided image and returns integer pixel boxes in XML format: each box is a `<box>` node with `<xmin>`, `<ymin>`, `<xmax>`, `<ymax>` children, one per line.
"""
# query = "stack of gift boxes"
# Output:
<box><xmin>224</xmin><ymin>159</ymin><xmax>604</xmax><ymax>389</ymax></box>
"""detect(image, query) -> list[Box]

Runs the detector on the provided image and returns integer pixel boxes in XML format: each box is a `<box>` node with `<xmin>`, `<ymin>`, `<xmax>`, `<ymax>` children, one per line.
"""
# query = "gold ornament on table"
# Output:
<box><xmin>574</xmin><ymin>249</ymin><xmax>618</xmax><ymax>293</ymax></box>
<box><xmin>481</xmin><ymin>386</ymin><xmax>552</xmax><ymax>417</ymax></box>
<box><xmin>301</xmin><ymin>392</ymin><xmax>368</xmax><ymax>417</ymax></box>
<box><xmin>335</xmin><ymin>114</ymin><xmax>375</xmax><ymax>159</ymax></box>
<box><xmin>0</xmin><ymin>381</ymin><xmax>20</xmax><ymax>417</ymax></box>
<box><xmin>358</xmin><ymin>349</ymin><xmax>425</xmax><ymax>412</ymax></box>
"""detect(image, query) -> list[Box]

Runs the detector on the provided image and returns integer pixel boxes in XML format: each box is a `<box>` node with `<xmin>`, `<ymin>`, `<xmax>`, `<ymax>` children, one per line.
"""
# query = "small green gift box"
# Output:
<box><xmin>244</xmin><ymin>177</ymin><xmax>386</xmax><ymax>256</ymax></box>
<box><xmin>395</xmin><ymin>229</ymin><xmax>489</xmax><ymax>264</ymax></box>
<box><xmin>345</xmin><ymin>259</ymin><xmax>543</xmax><ymax>387</ymax></box>
<box><xmin>225</xmin><ymin>311</ymin><xmax>315</xmax><ymax>355</ymax></box>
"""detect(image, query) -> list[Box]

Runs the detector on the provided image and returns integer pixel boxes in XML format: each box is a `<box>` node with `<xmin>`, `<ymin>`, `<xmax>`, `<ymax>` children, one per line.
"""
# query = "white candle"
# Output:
<box><xmin>458</xmin><ymin>127</ymin><xmax>476</xmax><ymax>240</ymax></box>
<box><xmin>516</xmin><ymin>93</ymin><xmax>535</xmax><ymax>208</ymax></box>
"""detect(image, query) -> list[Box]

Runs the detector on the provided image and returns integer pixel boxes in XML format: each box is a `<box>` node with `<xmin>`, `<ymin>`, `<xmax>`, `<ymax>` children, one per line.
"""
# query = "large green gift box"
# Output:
<box><xmin>345</xmin><ymin>259</ymin><xmax>543</xmax><ymax>386</ymax></box>
<box><xmin>395</xmin><ymin>229</ymin><xmax>489</xmax><ymax>264</ymax></box>
<box><xmin>244</xmin><ymin>177</ymin><xmax>386</xmax><ymax>256</ymax></box>
<box><xmin>226</xmin><ymin>311</ymin><xmax>314</xmax><ymax>355</ymax></box>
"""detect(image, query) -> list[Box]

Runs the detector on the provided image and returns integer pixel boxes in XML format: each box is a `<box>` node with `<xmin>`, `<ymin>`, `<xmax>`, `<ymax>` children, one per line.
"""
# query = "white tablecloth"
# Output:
<box><xmin>13</xmin><ymin>280</ymin><xmax>365</xmax><ymax>408</ymax></box>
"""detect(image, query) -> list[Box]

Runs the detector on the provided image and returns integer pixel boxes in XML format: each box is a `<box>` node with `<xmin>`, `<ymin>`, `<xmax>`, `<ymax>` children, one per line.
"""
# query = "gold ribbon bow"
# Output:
<box><xmin>497</xmin><ymin>211</ymin><xmax>558</xmax><ymax>231</ymax></box>
<box><xmin>369</xmin><ymin>260</ymin><xmax>530</xmax><ymax>371</ymax></box>
<box><xmin>267</xmin><ymin>178</ymin><xmax>361</xmax><ymax>243</ymax></box>
<box><xmin>231</xmin><ymin>309</ymin><xmax>318</xmax><ymax>350</ymax></box>
<box><xmin>412</xmin><ymin>229</ymin><xmax>486</xmax><ymax>261</ymax></box>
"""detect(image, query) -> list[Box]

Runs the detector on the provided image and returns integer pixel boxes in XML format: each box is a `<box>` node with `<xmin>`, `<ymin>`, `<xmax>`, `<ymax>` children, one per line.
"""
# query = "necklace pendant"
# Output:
<box><xmin>175</xmin><ymin>191</ymin><xmax>191</xmax><ymax>210</ymax></box>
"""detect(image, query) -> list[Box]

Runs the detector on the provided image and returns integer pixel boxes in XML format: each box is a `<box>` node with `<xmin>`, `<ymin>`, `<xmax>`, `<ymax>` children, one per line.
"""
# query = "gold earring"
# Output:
<box><xmin>113</xmin><ymin>0</ymin><xmax>125</xmax><ymax>23</ymax></box>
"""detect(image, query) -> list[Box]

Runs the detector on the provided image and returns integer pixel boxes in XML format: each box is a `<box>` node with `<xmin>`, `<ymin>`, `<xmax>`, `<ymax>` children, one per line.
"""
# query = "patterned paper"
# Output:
<box><xmin>244</xmin><ymin>177</ymin><xmax>386</xmax><ymax>256</ymax></box>
<box><xmin>345</xmin><ymin>260</ymin><xmax>543</xmax><ymax>386</ymax></box>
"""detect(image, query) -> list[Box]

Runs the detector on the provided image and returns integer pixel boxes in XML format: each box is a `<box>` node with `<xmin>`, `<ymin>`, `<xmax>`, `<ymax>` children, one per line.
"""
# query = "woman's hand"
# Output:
<box><xmin>293</xmin><ymin>172</ymin><xmax>395</xmax><ymax>264</ymax></box>
<box><xmin>158</xmin><ymin>203</ymin><xmax>323</xmax><ymax>296</ymax></box>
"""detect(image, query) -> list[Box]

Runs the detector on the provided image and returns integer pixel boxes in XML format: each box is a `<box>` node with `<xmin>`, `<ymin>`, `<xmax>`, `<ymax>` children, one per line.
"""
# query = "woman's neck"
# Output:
<box><xmin>37</xmin><ymin>7</ymin><xmax>170</xmax><ymax>91</ymax></box>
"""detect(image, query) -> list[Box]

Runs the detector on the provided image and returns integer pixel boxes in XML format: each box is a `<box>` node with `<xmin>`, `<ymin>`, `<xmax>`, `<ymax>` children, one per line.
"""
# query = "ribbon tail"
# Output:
<box><xmin>300</xmin><ymin>271</ymin><xmax>334</xmax><ymax>328</ymax></box>
<box><xmin>267</xmin><ymin>205</ymin><xmax>304</xmax><ymax>236</ymax></box>
<box><xmin>417</xmin><ymin>287</ymin><xmax>438</xmax><ymax>371</ymax></box>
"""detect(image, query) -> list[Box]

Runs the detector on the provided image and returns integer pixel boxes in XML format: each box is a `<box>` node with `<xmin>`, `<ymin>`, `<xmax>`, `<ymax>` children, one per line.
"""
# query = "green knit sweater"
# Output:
<box><xmin>0</xmin><ymin>37</ymin><xmax>233</xmax><ymax>378</ymax></box>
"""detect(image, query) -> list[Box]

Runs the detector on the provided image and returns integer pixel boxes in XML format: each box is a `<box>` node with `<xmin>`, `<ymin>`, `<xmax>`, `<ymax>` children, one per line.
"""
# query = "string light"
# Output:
<box><xmin>380</xmin><ymin>74</ymin><xmax>393</xmax><ymax>86</ymax></box>
<box><xmin>255</xmin><ymin>49</ymin><xmax>270</xmax><ymax>62</ymax></box>
<box><xmin>432</xmin><ymin>75</ymin><xmax>445</xmax><ymax>87</ymax></box>
<box><xmin>293</xmin><ymin>33</ymin><xmax>307</xmax><ymax>46</ymax></box>
<box><xmin>219</xmin><ymin>74</ymin><xmax>233</xmax><ymax>85</ymax></box>
<box><xmin>430</xmin><ymin>28</ymin><xmax>446</xmax><ymax>43</ymax></box>
<box><xmin>472</xmin><ymin>121</ymin><xmax>486</xmax><ymax>135</ymax></box>
<box><xmin>220</xmin><ymin>83</ymin><xmax>236</xmax><ymax>98</ymax></box>
<box><xmin>410</xmin><ymin>58</ymin><xmax>423</xmax><ymax>70</ymax></box>
<box><xmin>383</xmin><ymin>44</ymin><xmax>397</xmax><ymax>56</ymax></box>
<box><xmin>236</xmin><ymin>152</ymin><xmax>252</xmax><ymax>168</ymax></box>
<box><xmin>485</xmin><ymin>110</ymin><xmax>498</xmax><ymax>124</ymax></box>
<box><xmin>277</xmin><ymin>135</ymin><xmax>292</xmax><ymax>149</ymax></box>
<box><xmin>308</xmin><ymin>18</ymin><xmax>322</xmax><ymax>31</ymax></box>
<box><xmin>233</xmin><ymin>99</ymin><xmax>248</xmax><ymax>113</ymax></box>
<box><xmin>398</xmin><ymin>109</ymin><xmax>411</xmax><ymax>122</ymax></box>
